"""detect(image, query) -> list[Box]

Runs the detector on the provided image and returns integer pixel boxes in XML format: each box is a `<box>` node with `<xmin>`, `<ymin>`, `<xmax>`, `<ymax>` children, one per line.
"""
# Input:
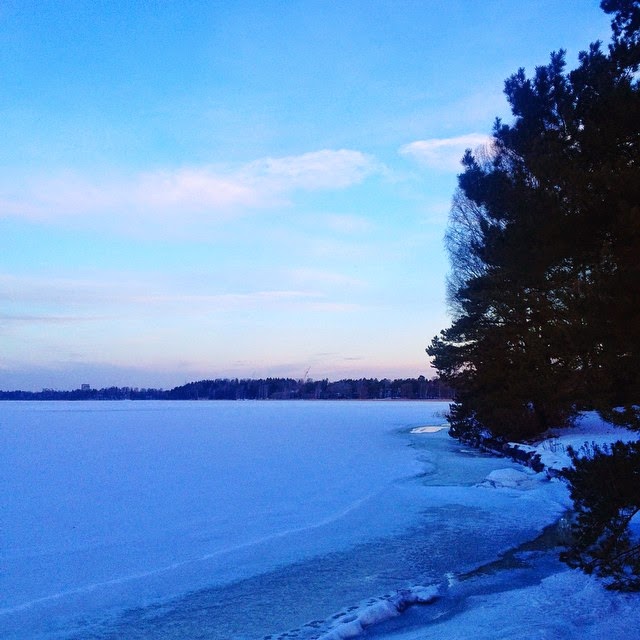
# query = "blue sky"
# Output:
<box><xmin>1</xmin><ymin>1</ymin><xmax>612</xmax><ymax>390</ymax></box>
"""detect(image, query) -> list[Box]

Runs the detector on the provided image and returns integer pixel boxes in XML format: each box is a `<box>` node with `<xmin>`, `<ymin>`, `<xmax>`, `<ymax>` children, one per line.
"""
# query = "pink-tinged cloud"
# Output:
<box><xmin>399</xmin><ymin>134</ymin><xmax>493</xmax><ymax>172</ymax></box>
<box><xmin>136</xmin><ymin>169</ymin><xmax>261</xmax><ymax>210</ymax></box>
<box><xmin>0</xmin><ymin>149</ymin><xmax>378</xmax><ymax>223</ymax></box>
<box><xmin>244</xmin><ymin>149</ymin><xmax>377</xmax><ymax>191</ymax></box>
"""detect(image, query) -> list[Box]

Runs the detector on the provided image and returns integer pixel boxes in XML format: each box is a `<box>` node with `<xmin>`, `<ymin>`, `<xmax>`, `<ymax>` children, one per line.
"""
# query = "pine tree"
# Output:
<box><xmin>428</xmin><ymin>0</ymin><xmax>640</xmax><ymax>439</ymax></box>
<box><xmin>561</xmin><ymin>440</ymin><xmax>640</xmax><ymax>590</ymax></box>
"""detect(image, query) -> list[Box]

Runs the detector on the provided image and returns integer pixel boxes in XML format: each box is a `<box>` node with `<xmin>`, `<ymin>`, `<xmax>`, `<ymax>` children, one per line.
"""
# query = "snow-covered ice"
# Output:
<box><xmin>1</xmin><ymin>400</ymin><xmax>638</xmax><ymax>639</ymax></box>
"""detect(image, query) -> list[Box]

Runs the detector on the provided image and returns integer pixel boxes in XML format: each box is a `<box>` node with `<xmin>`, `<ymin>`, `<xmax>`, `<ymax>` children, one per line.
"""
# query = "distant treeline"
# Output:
<box><xmin>0</xmin><ymin>376</ymin><xmax>452</xmax><ymax>401</ymax></box>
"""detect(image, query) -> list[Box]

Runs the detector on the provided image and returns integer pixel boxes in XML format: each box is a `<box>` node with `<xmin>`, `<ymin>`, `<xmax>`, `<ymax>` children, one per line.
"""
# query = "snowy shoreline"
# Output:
<box><xmin>343</xmin><ymin>413</ymin><xmax>640</xmax><ymax>640</ymax></box>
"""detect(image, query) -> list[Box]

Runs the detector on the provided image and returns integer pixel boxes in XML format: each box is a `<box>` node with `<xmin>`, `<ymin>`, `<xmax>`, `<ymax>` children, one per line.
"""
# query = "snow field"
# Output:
<box><xmin>2</xmin><ymin>401</ymin><xmax>638</xmax><ymax>639</ymax></box>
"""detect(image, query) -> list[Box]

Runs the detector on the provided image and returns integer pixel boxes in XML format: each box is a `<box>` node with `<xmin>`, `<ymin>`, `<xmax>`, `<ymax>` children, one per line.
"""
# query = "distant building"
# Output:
<box><xmin>81</xmin><ymin>384</ymin><xmax>91</xmax><ymax>391</ymax></box>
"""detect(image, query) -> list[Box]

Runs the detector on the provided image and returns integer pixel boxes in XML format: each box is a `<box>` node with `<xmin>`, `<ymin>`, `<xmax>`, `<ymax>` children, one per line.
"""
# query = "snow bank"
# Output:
<box><xmin>386</xmin><ymin>569</ymin><xmax>640</xmax><ymax>640</ymax></box>
<box><xmin>318</xmin><ymin>586</ymin><xmax>439</xmax><ymax>639</ymax></box>
<box><xmin>480</xmin><ymin>467</ymin><xmax>546</xmax><ymax>490</ymax></box>
<box><xmin>519</xmin><ymin>411</ymin><xmax>640</xmax><ymax>474</ymax></box>
<box><xmin>391</xmin><ymin>411</ymin><xmax>640</xmax><ymax>640</ymax></box>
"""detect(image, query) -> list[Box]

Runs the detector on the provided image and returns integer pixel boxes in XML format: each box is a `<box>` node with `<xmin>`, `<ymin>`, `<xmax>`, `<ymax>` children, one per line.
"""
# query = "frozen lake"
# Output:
<box><xmin>1</xmin><ymin>400</ymin><xmax>568</xmax><ymax>639</ymax></box>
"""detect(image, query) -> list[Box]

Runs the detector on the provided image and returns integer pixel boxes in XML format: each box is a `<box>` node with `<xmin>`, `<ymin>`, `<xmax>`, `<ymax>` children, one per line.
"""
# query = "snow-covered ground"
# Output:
<box><xmin>1</xmin><ymin>402</ymin><xmax>638</xmax><ymax>639</ymax></box>
<box><xmin>359</xmin><ymin>411</ymin><xmax>640</xmax><ymax>640</ymax></box>
<box><xmin>518</xmin><ymin>411</ymin><xmax>640</xmax><ymax>472</ymax></box>
<box><xmin>365</xmin><ymin>568</ymin><xmax>640</xmax><ymax>640</ymax></box>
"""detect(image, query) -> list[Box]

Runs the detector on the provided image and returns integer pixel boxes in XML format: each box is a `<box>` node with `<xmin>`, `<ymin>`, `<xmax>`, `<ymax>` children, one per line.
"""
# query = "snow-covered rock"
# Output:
<box><xmin>480</xmin><ymin>467</ymin><xmax>546</xmax><ymax>490</ymax></box>
<box><xmin>319</xmin><ymin>586</ymin><xmax>439</xmax><ymax>639</ymax></box>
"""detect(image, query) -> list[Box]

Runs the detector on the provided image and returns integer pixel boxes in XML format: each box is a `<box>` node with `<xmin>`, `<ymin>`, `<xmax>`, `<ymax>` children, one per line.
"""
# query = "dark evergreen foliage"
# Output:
<box><xmin>427</xmin><ymin>0</ymin><xmax>640</xmax><ymax>440</ymax></box>
<box><xmin>427</xmin><ymin>1</ymin><xmax>640</xmax><ymax>591</ymax></box>
<box><xmin>561</xmin><ymin>440</ymin><xmax>640</xmax><ymax>590</ymax></box>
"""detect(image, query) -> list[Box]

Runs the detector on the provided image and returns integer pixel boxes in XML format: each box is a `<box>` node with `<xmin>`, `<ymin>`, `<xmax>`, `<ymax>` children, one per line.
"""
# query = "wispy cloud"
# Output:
<box><xmin>308</xmin><ymin>302</ymin><xmax>362</xmax><ymax>313</ymax></box>
<box><xmin>289</xmin><ymin>268</ymin><xmax>366</xmax><ymax>288</ymax></box>
<box><xmin>135</xmin><ymin>169</ymin><xmax>262</xmax><ymax>211</ymax></box>
<box><xmin>243</xmin><ymin>149</ymin><xmax>376</xmax><ymax>191</ymax></box>
<box><xmin>131</xmin><ymin>290</ymin><xmax>323</xmax><ymax>311</ymax></box>
<box><xmin>399</xmin><ymin>134</ymin><xmax>493</xmax><ymax>172</ymax></box>
<box><xmin>0</xmin><ymin>272</ymin><xmax>349</xmax><ymax>322</ymax></box>
<box><xmin>0</xmin><ymin>314</ymin><xmax>100</xmax><ymax>325</ymax></box>
<box><xmin>0</xmin><ymin>149</ymin><xmax>379</xmax><ymax>224</ymax></box>
<box><xmin>0</xmin><ymin>273</ymin><xmax>129</xmax><ymax>306</ymax></box>
<box><xmin>323</xmin><ymin>214</ymin><xmax>372</xmax><ymax>234</ymax></box>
